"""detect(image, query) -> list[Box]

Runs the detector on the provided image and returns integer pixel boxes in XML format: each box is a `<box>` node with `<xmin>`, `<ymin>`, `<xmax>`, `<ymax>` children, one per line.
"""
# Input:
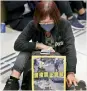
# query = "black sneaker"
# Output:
<box><xmin>77</xmin><ymin>80</ymin><xmax>87</xmax><ymax>90</ymax></box>
<box><xmin>68</xmin><ymin>80</ymin><xmax>87</xmax><ymax>90</ymax></box>
<box><xmin>3</xmin><ymin>78</ymin><xmax>19</xmax><ymax>90</ymax></box>
<box><xmin>69</xmin><ymin>16</ymin><xmax>85</xmax><ymax>30</ymax></box>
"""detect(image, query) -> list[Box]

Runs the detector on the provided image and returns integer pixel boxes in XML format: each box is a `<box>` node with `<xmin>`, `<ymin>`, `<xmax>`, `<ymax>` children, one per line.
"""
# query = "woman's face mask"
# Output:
<box><xmin>40</xmin><ymin>23</ymin><xmax>54</xmax><ymax>32</ymax></box>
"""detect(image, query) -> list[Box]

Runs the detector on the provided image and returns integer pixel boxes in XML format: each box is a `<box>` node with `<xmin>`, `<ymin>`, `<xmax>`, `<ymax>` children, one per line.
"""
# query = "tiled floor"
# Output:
<box><xmin>75</xmin><ymin>27</ymin><xmax>87</xmax><ymax>85</ymax></box>
<box><xmin>0</xmin><ymin>24</ymin><xmax>87</xmax><ymax>90</ymax></box>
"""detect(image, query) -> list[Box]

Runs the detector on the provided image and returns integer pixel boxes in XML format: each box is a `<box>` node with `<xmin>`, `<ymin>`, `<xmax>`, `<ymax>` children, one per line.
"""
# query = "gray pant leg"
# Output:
<box><xmin>12</xmin><ymin>52</ymin><xmax>31</xmax><ymax>73</ymax></box>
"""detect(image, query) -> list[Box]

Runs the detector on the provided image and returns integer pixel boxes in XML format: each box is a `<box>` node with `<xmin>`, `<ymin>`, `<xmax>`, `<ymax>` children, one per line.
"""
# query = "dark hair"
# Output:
<box><xmin>33</xmin><ymin>1</ymin><xmax>60</xmax><ymax>26</ymax></box>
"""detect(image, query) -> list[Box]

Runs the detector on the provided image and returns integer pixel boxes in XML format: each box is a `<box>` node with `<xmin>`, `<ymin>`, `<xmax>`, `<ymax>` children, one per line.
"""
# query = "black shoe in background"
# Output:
<box><xmin>3</xmin><ymin>78</ymin><xmax>19</xmax><ymax>90</ymax></box>
<box><xmin>67</xmin><ymin>80</ymin><xmax>87</xmax><ymax>90</ymax></box>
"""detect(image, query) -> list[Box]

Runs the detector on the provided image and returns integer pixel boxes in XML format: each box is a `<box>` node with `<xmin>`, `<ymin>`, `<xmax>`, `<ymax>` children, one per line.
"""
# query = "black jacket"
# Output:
<box><xmin>14</xmin><ymin>18</ymin><xmax>77</xmax><ymax>73</ymax></box>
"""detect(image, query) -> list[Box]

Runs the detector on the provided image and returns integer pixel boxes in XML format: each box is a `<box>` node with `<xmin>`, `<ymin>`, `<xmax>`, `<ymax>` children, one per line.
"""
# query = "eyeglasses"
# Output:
<box><xmin>39</xmin><ymin>22</ymin><xmax>54</xmax><ymax>24</ymax></box>
<box><xmin>39</xmin><ymin>19</ymin><xmax>54</xmax><ymax>24</ymax></box>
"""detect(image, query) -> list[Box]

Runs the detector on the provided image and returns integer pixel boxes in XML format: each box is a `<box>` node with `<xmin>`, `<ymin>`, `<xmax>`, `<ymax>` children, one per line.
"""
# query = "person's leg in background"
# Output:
<box><xmin>55</xmin><ymin>1</ymin><xmax>73</xmax><ymax>19</ymax></box>
<box><xmin>9</xmin><ymin>14</ymin><xmax>33</xmax><ymax>31</ymax></box>
<box><xmin>4</xmin><ymin>1</ymin><xmax>34</xmax><ymax>31</ymax></box>
<box><xmin>15</xmin><ymin>13</ymin><xmax>33</xmax><ymax>31</ymax></box>
<box><xmin>3</xmin><ymin>52</ymin><xmax>32</xmax><ymax>90</ymax></box>
<box><xmin>14</xmin><ymin>1</ymin><xmax>38</xmax><ymax>31</ymax></box>
<box><xmin>70</xmin><ymin>1</ymin><xmax>86</xmax><ymax>21</ymax></box>
<box><xmin>55</xmin><ymin>1</ymin><xmax>84</xmax><ymax>30</ymax></box>
<box><xmin>9</xmin><ymin>7</ymin><xmax>34</xmax><ymax>31</ymax></box>
<box><xmin>82</xmin><ymin>1</ymin><xmax>86</xmax><ymax>8</ymax></box>
<box><xmin>13</xmin><ymin>1</ymin><xmax>38</xmax><ymax>31</ymax></box>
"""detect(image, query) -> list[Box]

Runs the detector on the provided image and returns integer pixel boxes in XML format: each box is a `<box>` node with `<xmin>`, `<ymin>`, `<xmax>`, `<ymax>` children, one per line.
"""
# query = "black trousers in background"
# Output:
<box><xmin>55</xmin><ymin>1</ymin><xmax>84</xmax><ymax>18</ymax></box>
<box><xmin>9</xmin><ymin>13</ymin><xmax>33</xmax><ymax>31</ymax></box>
<box><xmin>70</xmin><ymin>1</ymin><xmax>84</xmax><ymax>11</ymax></box>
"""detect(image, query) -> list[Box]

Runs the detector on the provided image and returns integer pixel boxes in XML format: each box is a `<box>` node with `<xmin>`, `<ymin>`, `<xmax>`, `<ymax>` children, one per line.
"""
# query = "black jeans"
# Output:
<box><xmin>55</xmin><ymin>1</ymin><xmax>84</xmax><ymax>17</ymax></box>
<box><xmin>12</xmin><ymin>52</ymin><xmax>31</xmax><ymax>74</ymax></box>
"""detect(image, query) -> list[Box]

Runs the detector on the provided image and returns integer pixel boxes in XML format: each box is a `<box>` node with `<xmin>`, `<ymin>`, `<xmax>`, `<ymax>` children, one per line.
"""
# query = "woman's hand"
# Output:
<box><xmin>36</xmin><ymin>43</ymin><xmax>55</xmax><ymax>52</ymax></box>
<box><xmin>66</xmin><ymin>72</ymin><xmax>78</xmax><ymax>87</ymax></box>
<box><xmin>47</xmin><ymin>46</ymin><xmax>55</xmax><ymax>52</ymax></box>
